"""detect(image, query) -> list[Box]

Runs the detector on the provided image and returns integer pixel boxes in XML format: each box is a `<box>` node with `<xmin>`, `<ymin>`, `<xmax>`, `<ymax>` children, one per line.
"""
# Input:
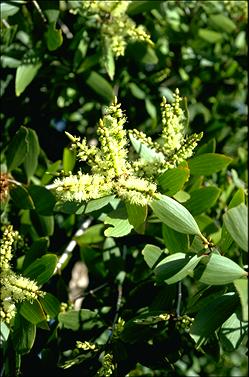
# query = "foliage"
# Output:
<box><xmin>0</xmin><ymin>1</ymin><xmax>248</xmax><ymax>376</ymax></box>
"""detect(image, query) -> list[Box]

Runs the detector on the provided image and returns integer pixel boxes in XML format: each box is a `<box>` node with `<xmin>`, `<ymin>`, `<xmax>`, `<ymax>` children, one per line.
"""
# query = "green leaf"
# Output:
<box><xmin>162</xmin><ymin>224</ymin><xmax>189</xmax><ymax>253</ymax></box>
<box><xmin>228</xmin><ymin>188</ymin><xmax>245</xmax><ymax>209</ymax></box>
<box><xmin>220</xmin><ymin>312</ymin><xmax>247</xmax><ymax>351</ymax></box>
<box><xmin>45</xmin><ymin>23</ymin><xmax>63</xmax><ymax>51</ymax></box>
<box><xmin>188</xmin><ymin>153</ymin><xmax>232</xmax><ymax>176</ymax></box>
<box><xmin>86</xmin><ymin>71</ymin><xmax>114</xmax><ymax>102</ymax></box>
<box><xmin>145</xmin><ymin>98</ymin><xmax>157</xmax><ymax>120</ymax></box>
<box><xmin>22</xmin><ymin>237</ymin><xmax>49</xmax><ymax>270</ymax></box>
<box><xmin>15</xmin><ymin>63</ymin><xmax>42</xmax><ymax>96</ymax></box>
<box><xmin>190</xmin><ymin>292</ymin><xmax>239</xmax><ymax>347</ymax></box>
<box><xmin>44</xmin><ymin>9</ymin><xmax>60</xmax><ymax>23</ymax></box>
<box><xmin>155</xmin><ymin>253</ymin><xmax>203</xmax><ymax>284</ymax></box>
<box><xmin>30</xmin><ymin>211</ymin><xmax>54</xmax><ymax>236</ymax></box>
<box><xmin>198</xmin><ymin>29</ymin><xmax>223</xmax><ymax>43</ymax></box>
<box><xmin>6</xmin><ymin>126</ymin><xmax>28</xmax><ymax>171</ymax></box>
<box><xmin>126</xmin><ymin>202</ymin><xmax>147</xmax><ymax>233</ymax></box>
<box><xmin>39</xmin><ymin>293</ymin><xmax>61</xmax><ymax>319</ymax></box>
<box><xmin>223</xmin><ymin>204</ymin><xmax>248</xmax><ymax>251</ymax></box>
<box><xmin>12</xmin><ymin>313</ymin><xmax>36</xmax><ymax>354</ymax></box>
<box><xmin>129</xmin><ymin>133</ymin><xmax>164</xmax><ymax>163</ymax></box>
<box><xmin>74</xmin><ymin>224</ymin><xmax>105</xmax><ymax>245</ymax></box>
<box><xmin>142</xmin><ymin>244</ymin><xmax>164</xmax><ymax>269</ymax></box>
<box><xmin>58</xmin><ymin>309</ymin><xmax>101</xmax><ymax>331</ymax></box>
<box><xmin>234</xmin><ymin>279</ymin><xmax>248</xmax><ymax>321</ymax></box>
<box><xmin>127</xmin><ymin>0</ymin><xmax>161</xmax><ymax>15</ymax></box>
<box><xmin>54</xmin><ymin>200</ymin><xmax>83</xmax><ymax>214</ymax></box>
<box><xmin>150</xmin><ymin>194</ymin><xmax>202</xmax><ymax>236</ymax></box>
<box><xmin>104</xmin><ymin>41</ymin><xmax>115</xmax><ymax>80</ymax></box>
<box><xmin>23</xmin><ymin>129</ymin><xmax>40</xmax><ymax>179</ymax></box>
<box><xmin>23</xmin><ymin>254</ymin><xmax>57</xmax><ymax>286</ymax></box>
<box><xmin>0</xmin><ymin>2</ymin><xmax>20</xmax><ymax>18</ymax></box>
<box><xmin>63</xmin><ymin>147</ymin><xmax>76</xmax><ymax>174</ymax></box>
<box><xmin>196</xmin><ymin>253</ymin><xmax>247</xmax><ymax>285</ymax></box>
<box><xmin>29</xmin><ymin>185</ymin><xmax>56</xmax><ymax>215</ymax></box>
<box><xmin>218</xmin><ymin>189</ymin><xmax>245</xmax><ymax>251</ymax></box>
<box><xmin>184</xmin><ymin>186</ymin><xmax>221</xmax><ymax>216</ymax></box>
<box><xmin>19</xmin><ymin>300</ymin><xmax>47</xmax><ymax>325</ymax></box>
<box><xmin>10</xmin><ymin>185</ymin><xmax>34</xmax><ymax>210</ymax></box>
<box><xmin>0</xmin><ymin>322</ymin><xmax>10</xmax><ymax>342</ymax></box>
<box><xmin>77</xmin><ymin>53</ymin><xmax>101</xmax><ymax>74</ymax></box>
<box><xmin>194</xmin><ymin>214</ymin><xmax>216</xmax><ymax>234</ymax></box>
<box><xmin>41</xmin><ymin>160</ymin><xmax>61</xmax><ymax>185</ymax></box>
<box><xmin>104</xmin><ymin>208</ymin><xmax>133</xmax><ymax>238</ymax></box>
<box><xmin>84</xmin><ymin>195</ymin><xmax>115</xmax><ymax>214</ymax></box>
<box><xmin>209</xmin><ymin>14</ymin><xmax>236</xmax><ymax>33</ymax></box>
<box><xmin>157</xmin><ymin>166</ymin><xmax>190</xmax><ymax>196</ymax></box>
<box><xmin>129</xmin><ymin>83</ymin><xmax>146</xmax><ymax>99</ymax></box>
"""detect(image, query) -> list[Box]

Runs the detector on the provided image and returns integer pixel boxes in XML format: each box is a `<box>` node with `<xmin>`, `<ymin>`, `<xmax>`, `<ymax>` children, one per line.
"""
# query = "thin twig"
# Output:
<box><xmin>54</xmin><ymin>217</ymin><xmax>92</xmax><ymax>274</ymax></box>
<box><xmin>32</xmin><ymin>0</ymin><xmax>47</xmax><ymax>23</ymax></box>
<box><xmin>73</xmin><ymin>282</ymin><xmax>109</xmax><ymax>301</ymax></box>
<box><xmin>2</xmin><ymin>19</ymin><xmax>10</xmax><ymax>28</ymax></box>
<box><xmin>176</xmin><ymin>281</ymin><xmax>182</xmax><ymax>317</ymax></box>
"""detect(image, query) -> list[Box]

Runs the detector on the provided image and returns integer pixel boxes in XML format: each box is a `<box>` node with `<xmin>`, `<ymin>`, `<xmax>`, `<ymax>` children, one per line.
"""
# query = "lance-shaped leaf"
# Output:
<box><xmin>157</xmin><ymin>166</ymin><xmax>190</xmax><ymax>196</ymax></box>
<box><xmin>6</xmin><ymin>126</ymin><xmax>28</xmax><ymax>171</ymax></box>
<box><xmin>188</xmin><ymin>153</ymin><xmax>232</xmax><ymax>176</ymax></box>
<box><xmin>19</xmin><ymin>300</ymin><xmax>47</xmax><ymax>326</ymax></box>
<box><xmin>150</xmin><ymin>194</ymin><xmax>202</xmax><ymax>236</ymax></box>
<box><xmin>190</xmin><ymin>292</ymin><xmax>239</xmax><ymax>347</ymax></box>
<box><xmin>184</xmin><ymin>186</ymin><xmax>221</xmax><ymax>216</ymax></box>
<box><xmin>12</xmin><ymin>314</ymin><xmax>36</xmax><ymax>354</ymax></box>
<box><xmin>15</xmin><ymin>63</ymin><xmax>42</xmax><ymax>96</ymax></box>
<box><xmin>86</xmin><ymin>71</ymin><xmax>114</xmax><ymax>102</ymax></box>
<box><xmin>162</xmin><ymin>224</ymin><xmax>189</xmax><ymax>253</ymax></box>
<box><xmin>142</xmin><ymin>244</ymin><xmax>164</xmax><ymax>269</ymax></box>
<box><xmin>220</xmin><ymin>312</ymin><xmax>247</xmax><ymax>352</ymax></box>
<box><xmin>155</xmin><ymin>253</ymin><xmax>204</xmax><ymax>284</ymax></box>
<box><xmin>223</xmin><ymin>204</ymin><xmax>248</xmax><ymax>252</ymax></box>
<box><xmin>126</xmin><ymin>202</ymin><xmax>147</xmax><ymax>232</ymax></box>
<box><xmin>23</xmin><ymin>254</ymin><xmax>57</xmax><ymax>286</ymax></box>
<box><xmin>196</xmin><ymin>253</ymin><xmax>247</xmax><ymax>285</ymax></box>
<box><xmin>23</xmin><ymin>128</ymin><xmax>40</xmax><ymax>179</ymax></box>
<box><xmin>39</xmin><ymin>293</ymin><xmax>61</xmax><ymax>319</ymax></box>
<box><xmin>58</xmin><ymin>309</ymin><xmax>102</xmax><ymax>331</ymax></box>
<box><xmin>104</xmin><ymin>207</ymin><xmax>133</xmax><ymax>237</ymax></box>
<box><xmin>234</xmin><ymin>279</ymin><xmax>248</xmax><ymax>321</ymax></box>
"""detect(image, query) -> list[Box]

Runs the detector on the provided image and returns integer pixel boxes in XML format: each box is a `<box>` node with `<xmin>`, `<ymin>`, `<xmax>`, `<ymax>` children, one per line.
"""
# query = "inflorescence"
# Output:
<box><xmin>80</xmin><ymin>0</ymin><xmax>153</xmax><ymax>57</ymax></box>
<box><xmin>0</xmin><ymin>225</ymin><xmax>44</xmax><ymax>324</ymax></box>
<box><xmin>53</xmin><ymin>90</ymin><xmax>202</xmax><ymax>207</ymax></box>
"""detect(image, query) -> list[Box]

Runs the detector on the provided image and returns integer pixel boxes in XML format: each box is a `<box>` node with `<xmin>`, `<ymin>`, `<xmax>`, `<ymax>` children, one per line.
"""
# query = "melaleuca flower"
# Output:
<box><xmin>116</xmin><ymin>176</ymin><xmax>157</xmax><ymax>206</ymax></box>
<box><xmin>76</xmin><ymin>341</ymin><xmax>98</xmax><ymax>351</ymax></box>
<box><xmin>0</xmin><ymin>226</ymin><xmax>45</xmax><ymax>324</ymax></box>
<box><xmin>97</xmin><ymin>353</ymin><xmax>115</xmax><ymax>377</ymax></box>
<box><xmin>1</xmin><ymin>272</ymin><xmax>43</xmax><ymax>302</ymax></box>
<box><xmin>0</xmin><ymin>225</ymin><xmax>20</xmax><ymax>270</ymax></box>
<box><xmin>54</xmin><ymin>98</ymin><xmax>157</xmax><ymax>206</ymax></box>
<box><xmin>80</xmin><ymin>1</ymin><xmax>153</xmax><ymax>57</ymax></box>
<box><xmin>53</xmin><ymin>172</ymin><xmax>113</xmax><ymax>202</ymax></box>
<box><xmin>129</xmin><ymin>89</ymin><xmax>203</xmax><ymax>176</ymax></box>
<box><xmin>54</xmin><ymin>91</ymin><xmax>202</xmax><ymax>207</ymax></box>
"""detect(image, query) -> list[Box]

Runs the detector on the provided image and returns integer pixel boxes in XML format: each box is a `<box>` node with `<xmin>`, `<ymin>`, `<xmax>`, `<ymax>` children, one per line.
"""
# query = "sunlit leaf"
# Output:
<box><xmin>150</xmin><ymin>194</ymin><xmax>202</xmax><ymax>236</ymax></box>
<box><xmin>15</xmin><ymin>63</ymin><xmax>42</xmax><ymax>96</ymax></box>
<box><xmin>223</xmin><ymin>204</ymin><xmax>248</xmax><ymax>252</ymax></box>
<box><xmin>23</xmin><ymin>254</ymin><xmax>57</xmax><ymax>286</ymax></box>
<box><xmin>188</xmin><ymin>153</ymin><xmax>232</xmax><ymax>176</ymax></box>
<box><xmin>6</xmin><ymin>126</ymin><xmax>28</xmax><ymax>171</ymax></box>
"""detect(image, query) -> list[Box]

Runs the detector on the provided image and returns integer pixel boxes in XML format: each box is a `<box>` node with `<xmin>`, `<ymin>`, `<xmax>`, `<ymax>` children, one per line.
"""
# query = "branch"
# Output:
<box><xmin>54</xmin><ymin>217</ymin><xmax>92</xmax><ymax>274</ymax></box>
